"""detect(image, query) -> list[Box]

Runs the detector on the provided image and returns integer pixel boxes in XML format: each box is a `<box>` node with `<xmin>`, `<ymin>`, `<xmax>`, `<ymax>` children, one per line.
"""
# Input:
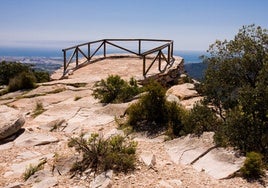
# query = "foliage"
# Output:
<box><xmin>126</xmin><ymin>81</ymin><xmax>185</xmax><ymax>136</ymax></box>
<box><xmin>23</xmin><ymin>158</ymin><xmax>47</xmax><ymax>181</ymax></box>
<box><xmin>92</xmin><ymin>75</ymin><xmax>140</xmax><ymax>103</ymax></box>
<box><xmin>33</xmin><ymin>70</ymin><xmax>50</xmax><ymax>83</ymax></box>
<box><xmin>0</xmin><ymin>61</ymin><xmax>50</xmax><ymax>92</ymax></box>
<box><xmin>0</xmin><ymin>61</ymin><xmax>31</xmax><ymax>85</ymax></box>
<box><xmin>200</xmin><ymin>24</ymin><xmax>268</xmax><ymax>118</ymax></box>
<box><xmin>241</xmin><ymin>152</ymin><xmax>265</xmax><ymax>180</ymax></box>
<box><xmin>8</xmin><ymin>71</ymin><xmax>37</xmax><ymax>92</ymax></box>
<box><xmin>68</xmin><ymin>133</ymin><xmax>137</xmax><ymax>175</ymax></box>
<box><xmin>181</xmin><ymin>102</ymin><xmax>220</xmax><ymax>136</ymax></box>
<box><xmin>200</xmin><ymin>24</ymin><xmax>268</xmax><ymax>162</ymax></box>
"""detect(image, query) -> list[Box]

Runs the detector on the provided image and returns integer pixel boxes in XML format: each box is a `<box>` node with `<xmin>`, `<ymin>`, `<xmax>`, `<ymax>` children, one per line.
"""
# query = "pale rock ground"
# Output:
<box><xmin>0</xmin><ymin>56</ymin><xmax>266</xmax><ymax>188</ymax></box>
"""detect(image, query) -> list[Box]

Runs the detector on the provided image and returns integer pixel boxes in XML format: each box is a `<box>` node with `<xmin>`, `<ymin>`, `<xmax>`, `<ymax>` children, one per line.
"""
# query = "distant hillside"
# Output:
<box><xmin>184</xmin><ymin>62</ymin><xmax>207</xmax><ymax>81</ymax></box>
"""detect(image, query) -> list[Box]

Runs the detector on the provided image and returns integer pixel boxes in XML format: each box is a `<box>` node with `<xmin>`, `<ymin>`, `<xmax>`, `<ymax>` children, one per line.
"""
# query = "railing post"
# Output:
<box><xmin>171</xmin><ymin>41</ymin><xmax>174</xmax><ymax>58</ymax></box>
<box><xmin>143</xmin><ymin>55</ymin><xmax>146</xmax><ymax>77</ymax></box>
<box><xmin>76</xmin><ymin>47</ymin><xmax>79</xmax><ymax>67</ymax></box>
<box><xmin>103</xmin><ymin>40</ymin><xmax>106</xmax><ymax>58</ymax></box>
<box><xmin>88</xmin><ymin>43</ymin><xmax>91</xmax><ymax>61</ymax></box>
<box><xmin>138</xmin><ymin>39</ymin><xmax>141</xmax><ymax>55</ymax></box>
<box><xmin>168</xmin><ymin>44</ymin><xmax>170</xmax><ymax>63</ymax></box>
<box><xmin>63</xmin><ymin>50</ymin><xmax>66</xmax><ymax>75</ymax></box>
<box><xmin>158</xmin><ymin>50</ymin><xmax>162</xmax><ymax>72</ymax></box>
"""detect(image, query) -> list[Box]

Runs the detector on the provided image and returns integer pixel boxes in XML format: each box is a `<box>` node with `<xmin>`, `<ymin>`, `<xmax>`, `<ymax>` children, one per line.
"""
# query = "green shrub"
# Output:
<box><xmin>68</xmin><ymin>133</ymin><xmax>137</xmax><ymax>175</ymax></box>
<box><xmin>8</xmin><ymin>71</ymin><xmax>36</xmax><ymax>92</ymax></box>
<box><xmin>126</xmin><ymin>81</ymin><xmax>186</xmax><ymax>136</ymax></box>
<box><xmin>126</xmin><ymin>81</ymin><xmax>168</xmax><ymax>133</ymax></box>
<box><xmin>166</xmin><ymin>102</ymin><xmax>185</xmax><ymax>137</ymax></box>
<box><xmin>33</xmin><ymin>70</ymin><xmax>50</xmax><ymax>83</ymax></box>
<box><xmin>0</xmin><ymin>61</ymin><xmax>31</xmax><ymax>85</ymax></box>
<box><xmin>182</xmin><ymin>102</ymin><xmax>219</xmax><ymax>136</ymax></box>
<box><xmin>92</xmin><ymin>75</ymin><xmax>140</xmax><ymax>103</ymax></box>
<box><xmin>241</xmin><ymin>152</ymin><xmax>265</xmax><ymax>180</ymax></box>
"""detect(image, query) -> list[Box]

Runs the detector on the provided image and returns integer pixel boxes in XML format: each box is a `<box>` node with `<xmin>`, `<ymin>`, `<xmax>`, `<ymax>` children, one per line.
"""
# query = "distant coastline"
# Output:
<box><xmin>0</xmin><ymin>47</ymin><xmax>205</xmax><ymax>63</ymax></box>
<box><xmin>0</xmin><ymin>47</ymin><xmax>207</xmax><ymax>79</ymax></box>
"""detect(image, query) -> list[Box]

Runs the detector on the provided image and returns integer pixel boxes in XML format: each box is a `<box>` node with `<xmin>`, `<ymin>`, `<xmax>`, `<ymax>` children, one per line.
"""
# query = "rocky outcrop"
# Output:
<box><xmin>14</xmin><ymin>130</ymin><xmax>59</xmax><ymax>147</ymax></box>
<box><xmin>164</xmin><ymin>132</ymin><xmax>245</xmax><ymax>179</ymax></box>
<box><xmin>0</xmin><ymin>105</ymin><xmax>25</xmax><ymax>140</ymax></box>
<box><xmin>166</xmin><ymin>83</ymin><xmax>199</xmax><ymax>100</ymax></box>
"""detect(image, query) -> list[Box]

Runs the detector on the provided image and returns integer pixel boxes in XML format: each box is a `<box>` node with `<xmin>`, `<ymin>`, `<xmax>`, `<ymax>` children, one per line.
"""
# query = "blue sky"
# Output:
<box><xmin>1</xmin><ymin>0</ymin><xmax>268</xmax><ymax>51</ymax></box>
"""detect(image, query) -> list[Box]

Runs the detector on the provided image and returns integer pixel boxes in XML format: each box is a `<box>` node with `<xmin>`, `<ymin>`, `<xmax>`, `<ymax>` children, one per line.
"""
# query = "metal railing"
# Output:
<box><xmin>62</xmin><ymin>39</ymin><xmax>175</xmax><ymax>77</ymax></box>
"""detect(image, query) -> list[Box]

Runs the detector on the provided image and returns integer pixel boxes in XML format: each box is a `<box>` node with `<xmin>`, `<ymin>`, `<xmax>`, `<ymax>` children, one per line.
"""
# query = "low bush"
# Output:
<box><xmin>0</xmin><ymin>61</ymin><xmax>31</xmax><ymax>85</ymax></box>
<box><xmin>68</xmin><ymin>133</ymin><xmax>137</xmax><ymax>175</ymax></box>
<box><xmin>126</xmin><ymin>81</ymin><xmax>186</xmax><ymax>136</ymax></box>
<box><xmin>241</xmin><ymin>152</ymin><xmax>265</xmax><ymax>180</ymax></box>
<box><xmin>8</xmin><ymin>71</ymin><xmax>36</xmax><ymax>92</ymax></box>
<box><xmin>92</xmin><ymin>75</ymin><xmax>140</xmax><ymax>103</ymax></box>
<box><xmin>33</xmin><ymin>70</ymin><xmax>50</xmax><ymax>83</ymax></box>
<box><xmin>1</xmin><ymin>61</ymin><xmax>50</xmax><ymax>92</ymax></box>
<box><xmin>181</xmin><ymin>102</ymin><xmax>219</xmax><ymax>136</ymax></box>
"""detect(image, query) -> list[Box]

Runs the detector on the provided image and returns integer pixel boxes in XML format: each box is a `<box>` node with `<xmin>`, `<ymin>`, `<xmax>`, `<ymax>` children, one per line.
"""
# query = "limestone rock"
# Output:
<box><xmin>104</xmin><ymin>128</ymin><xmax>124</xmax><ymax>139</ymax></box>
<box><xmin>25</xmin><ymin>169</ymin><xmax>58</xmax><ymax>188</ymax></box>
<box><xmin>0</xmin><ymin>105</ymin><xmax>25</xmax><ymax>140</ymax></box>
<box><xmin>164</xmin><ymin>132</ymin><xmax>215</xmax><ymax>165</ymax></box>
<box><xmin>166</xmin><ymin>83</ymin><xmax>199</xmax><ymax>100</ymax></box>
<box><xmin>140</xmin><ymin>151</ymin><xmax>156</xmax><ymax>167</ymax></box>
<box><xmin>166</xmin><ymin>94</ymin><xmax>180</xmax><ymax>104</ymax></box>
<box><xmin>192</xmin><ymin>147</ymin><xmax>245</xmax><ymax>179</ymax></box>
<box><xmin>4</xmin><ymin>154</ymin><xmax>53</xmax><ymax>178</ymax></box>
<box><xmin>14</xmin><ymin>130</ymin><xmax>59</xmax><ymax>147</ymax></box>
<box><xmin>90</xmin><ymin>170</ymin><xmax>113</xmax><ymax>188</ymax></box>
<box><xmin>3</xmin><ymin>182</ymin><xmax>23</xmax><ymax>188</ymax></box>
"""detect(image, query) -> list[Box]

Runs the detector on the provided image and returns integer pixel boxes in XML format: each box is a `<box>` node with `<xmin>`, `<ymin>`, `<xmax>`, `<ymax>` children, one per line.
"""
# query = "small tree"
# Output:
<box><xmin>200</xmin><ymin>25</ymin><xmax>268</xmax><ymax>161</ymax></box>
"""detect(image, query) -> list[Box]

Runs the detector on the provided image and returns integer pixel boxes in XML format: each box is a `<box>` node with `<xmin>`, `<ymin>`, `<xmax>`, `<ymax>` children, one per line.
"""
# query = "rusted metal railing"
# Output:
<box><xmin>62</xmin><ymin>39</ymin><xmax>175</xmax><ymax>77</ymax></box>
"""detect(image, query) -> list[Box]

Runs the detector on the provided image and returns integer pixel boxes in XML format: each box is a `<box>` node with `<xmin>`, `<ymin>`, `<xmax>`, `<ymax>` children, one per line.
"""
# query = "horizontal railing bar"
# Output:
<box><xmin>62</xmin><ymin>39</ymin><xmax>104</xmax><ymax>51</ymax></box>
<box><xmin>105</xmin><ymin>38</ymin><xmax>173</xmax><ymax>42</ymax></box>
<box><xmin>62</xmin><ymin>39</ymin><xmax>173</xmax><ymax>51</ymax></box>
<box><xmin>106</xmin><ymin>41</ymin><xmax>139</xmax><ymax>56</ymax></box>
<box><xmin>141</xmin><ymin>43</ymin><xmax>170</xmax><ymax>56</ymax></box>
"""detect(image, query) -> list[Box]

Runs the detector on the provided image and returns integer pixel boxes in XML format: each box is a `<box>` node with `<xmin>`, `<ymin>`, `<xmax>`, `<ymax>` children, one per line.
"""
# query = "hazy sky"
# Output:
<box><xmin>1</xmin><ymin>0</ymin><xmax>268</xmax><ymax>50</ymax></box>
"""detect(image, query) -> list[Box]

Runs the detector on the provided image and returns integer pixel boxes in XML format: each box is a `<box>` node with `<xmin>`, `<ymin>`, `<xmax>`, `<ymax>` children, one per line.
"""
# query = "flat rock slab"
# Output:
<box><xmin>4</xmin><ymin>154</ymin><xmax>54</xmax><ymax>178</ymax></box>
<box><xmin>166</xmin><ymin>83</ymin><xmax>199</xmax><ymax>100</ymax></box>
<box><xmin>0</xmin><ymin>105</ymin><xmax>25</xmax><ymax>140</ymax></box>
<box><xmin>192</xmin><ymin>147</ymin><xmax>245</xmax><ymax>179</ymax></box>
<box><xmin>14</xmin><ymin>130</ymin><xmax>59</xmax><ymax>147</ymax></box>
<box><xmin>164</xmin><ymin>132</ymin><xmax>215</xmax><ymax>165</ymax></box>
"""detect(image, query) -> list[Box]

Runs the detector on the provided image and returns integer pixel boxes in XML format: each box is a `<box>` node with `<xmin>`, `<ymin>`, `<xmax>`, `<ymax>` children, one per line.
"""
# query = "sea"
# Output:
<box><xmin>0</xmin><ymin>47</ymin><xmax>207</xmax><ymax>79</ymax></box>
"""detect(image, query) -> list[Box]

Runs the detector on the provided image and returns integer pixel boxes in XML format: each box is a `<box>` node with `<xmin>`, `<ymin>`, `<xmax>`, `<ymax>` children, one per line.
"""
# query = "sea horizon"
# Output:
<box><xmin>0</xmin><ymin>46</ymin><xmax>206</xmax><ymax>64</ymax></box>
